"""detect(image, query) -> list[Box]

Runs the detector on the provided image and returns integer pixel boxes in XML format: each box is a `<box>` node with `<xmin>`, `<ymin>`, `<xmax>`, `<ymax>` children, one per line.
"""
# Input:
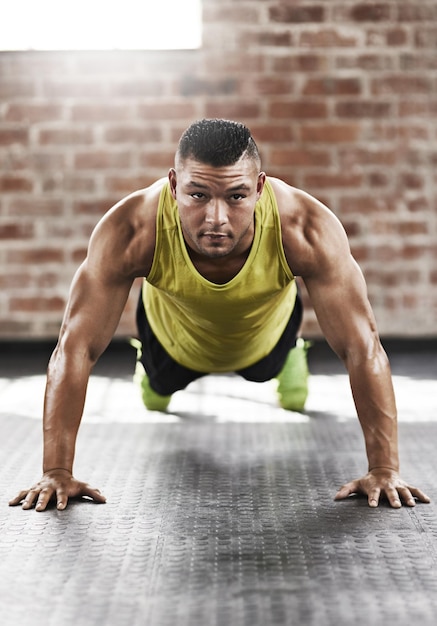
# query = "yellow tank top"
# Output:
<box><xmin>143</xmin><ymin>178</ymin><xmax>296</xmax><ymax>372</ymax></box>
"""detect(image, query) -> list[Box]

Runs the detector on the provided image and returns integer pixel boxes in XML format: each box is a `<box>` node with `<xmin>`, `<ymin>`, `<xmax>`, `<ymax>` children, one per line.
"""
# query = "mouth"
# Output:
<box><xmin>202</xmin><ymin>231</ymin><xmax>228</xmax><ymax>238</ymax></box>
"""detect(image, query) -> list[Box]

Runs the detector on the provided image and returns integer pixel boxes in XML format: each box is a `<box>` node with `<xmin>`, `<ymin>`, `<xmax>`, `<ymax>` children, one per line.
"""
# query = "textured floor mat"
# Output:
<box><xmin>1</xmin><ymin>340</ymin><xmax>436</xmax><ymax>626</ymax></box>
<box><xmin>1</xmin><ymin>406</ymin><xmax>436</xmax><ymax>626</ymax></box>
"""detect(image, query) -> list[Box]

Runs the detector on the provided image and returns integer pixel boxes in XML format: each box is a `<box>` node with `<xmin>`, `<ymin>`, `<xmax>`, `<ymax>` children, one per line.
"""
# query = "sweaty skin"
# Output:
<box><xmin>9</xmin><ymin>156</ymin><xmax>430</xmax><ymax>511</ymax></box>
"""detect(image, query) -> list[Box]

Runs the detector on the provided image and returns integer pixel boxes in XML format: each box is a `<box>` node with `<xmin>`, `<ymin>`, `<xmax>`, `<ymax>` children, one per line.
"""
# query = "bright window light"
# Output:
<box><xmin>0</xmin><ymin>0</ymin><xmax>202</xmax><ymax>50</ymax></box>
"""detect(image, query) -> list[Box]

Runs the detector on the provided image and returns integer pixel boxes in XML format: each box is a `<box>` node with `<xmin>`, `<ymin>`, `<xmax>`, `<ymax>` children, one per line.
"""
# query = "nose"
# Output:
<box><xmin>205</xmin><ymin>199</ymin><xmax>228</xmax><ymax>227</ymax></box>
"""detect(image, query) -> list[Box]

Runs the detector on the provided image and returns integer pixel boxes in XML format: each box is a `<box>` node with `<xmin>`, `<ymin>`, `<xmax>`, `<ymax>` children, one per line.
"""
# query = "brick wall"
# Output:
<box><xmin>0</xmin><ymin>0</ymin><xmax>436</xmax><ymax>340</ymax></box>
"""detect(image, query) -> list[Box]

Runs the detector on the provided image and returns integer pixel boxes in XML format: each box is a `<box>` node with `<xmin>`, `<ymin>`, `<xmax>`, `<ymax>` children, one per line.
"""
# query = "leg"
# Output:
<box><xmin>135</xmin><ymin>290</ymin><xmax>207</xmax><ymax>409</ymax></box>
<box><xmin>237</xmin><ymin>290</ymin><xmax>303</xmax><ymax>382</ymax></box>
<box><xmin>237</xmin><ymin>291</ymin><xmax>310</xmax><ymax>411</ymax></box>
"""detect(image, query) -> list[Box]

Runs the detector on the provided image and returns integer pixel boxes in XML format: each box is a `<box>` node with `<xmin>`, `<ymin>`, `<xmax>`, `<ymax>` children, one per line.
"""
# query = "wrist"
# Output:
<box><xmin>368</xmin><ymin>465</ymin><xmax>399</xmax><ymax>473</ymax></box>
<box><xmin>43</xmin><ymin>467</ymin><xmax>72</xmax><ymax>475</ymax></box>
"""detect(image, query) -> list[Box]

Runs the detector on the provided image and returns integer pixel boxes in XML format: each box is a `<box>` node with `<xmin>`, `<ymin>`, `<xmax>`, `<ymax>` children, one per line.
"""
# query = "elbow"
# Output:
<box><xmin>342</xmin><ymin>332</ymin><xmax>389</xmax><ymax>373</ymax></box>
<box><xmin>49</xmin><ymin>330</ymin><xmax>100</xmax><ymax>374</ymax></box>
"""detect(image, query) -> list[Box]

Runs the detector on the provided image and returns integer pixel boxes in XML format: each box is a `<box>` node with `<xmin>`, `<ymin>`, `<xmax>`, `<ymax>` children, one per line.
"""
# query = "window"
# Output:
<box><xmin>0</xmin><ymin>0</ymin><xmax>201</xmax><ymax>50</ymax></box>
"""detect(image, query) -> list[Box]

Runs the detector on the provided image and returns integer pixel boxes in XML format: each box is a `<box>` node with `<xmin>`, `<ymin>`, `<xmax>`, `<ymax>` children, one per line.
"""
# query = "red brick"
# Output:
<box><xmin>339</xmin><ymin>195</ymin><xmax>395</xmax><ymax>214</ymax></box>
<box><xmin>415</xmin><ymin>28</ymin><xmax>437</xmax><ymax>48</ymax></box>
<box><xmin>338</xmin><ymin>147</ymin><xmax>397</xmax><ymax>166</ymax></box>
<box><xmin>104</xmin><ymin>126</ymin><xmax>162</xmax><ymax>144</ymax></box>
<box><xmin>67</xmin><ymin>175</ymin><xmax>97</xmax><ymax>193</ymax></box>
<box><xmin>398</xmin><ymin>172</ymin><xmax>425</xmax><ymax>189</ymax></box>
<box><xmin>38</xmin><ymin>128</ymin><xmax>94</xmax><ymax>145</ymax></box>
<box><xmin>0</xmin><ymin>222</ymin><xmax>34</xmax><ymax>239</ymax></box>
<box><xmin>111</xmin><ymin>80</ymin><xmax>165</xmax><ymax>98</ymax></box>
<box><xmin>139</xmin><ymin>151</ymin><xmax>177</xmax><ymax>168</ymax></box>
<box><xmin>10</xmin><ymin>296</ymin><xmax>65</xmax><ymax>313</ymax></box>
<box><xmin>303</xmin><ymin>77</ymin><xmax>361</xmax><ymax>96</ymax></box>
<box><xmin>269</xmin><ymin>5</ymin><xmax>325</xmax><ymax>23</ymax></box>
<box><xmin>299</xmin><ymin>29</ymin><xmax>358</xmax><ymax>48</ymax></box>
<box><xmin>203</xmin><ymin>52</ymin><xmax>264</xmax><ymax>74</ymax></box>
<box><xmin>105</xmin><ymin>176</ymin><xmax>149</xmax><ymax>194</ymax></box>
<box><xmin>386</xmin><ymin>28</ymin><xmax>408</xmax><ymax>46</ymax></box>
<box><xmin>7</xmin><ymin>248</ymin><xmax>64</xmax><ymax>264</ymax></box>
<box><xmin>0</xmin><ymin>273</ymin><xmax>32</xmax><ymax>289</ymax></box>
<box><xmin>304</xmin><ymin>173</ymin><xmax>363</xmax><ymax>189</ymax></box>
<box><xmin>179</xmin><ymin>76</ymin><xmax>237</xmax><ymax>97</ymax></box>
<box><xmin>302</xmin><ymin>124</ymin><xmax>360</xmax><ymax>143</ymax></box>
<box><xmin>0</xmin><ymin>81</ymin><xmax>35</xmax><ymax>98</ymax></box>
<box><xmin>73</xmin><ymin>198</ymin><xmax>118</xmax><ymax>215</ymax></box>
<box><xmin>42</xmin><ymin>80</ymin><xmax>107</xmax><ymax>99</ymax></box>
<box><xmin>402</xmin><ymin>245</ymin><xmax>429</xmax><ymax>260</ymax></box>
<box><xmin>271</xmin><ymin>148</ymin><xmax>331</xmax><ymax>168</ymax></box>
<box><xmin>336</xmin><ymin>101</ymin><xmax>392</xmax><ymax>118</ymax></box>
<box><xmin>269</xmin><ymin>100</ymin><xmax>327</xmax><ymax>119</ymax></box>
<box><xmin>398</xmin><ymin>4</ymin><xmax>437</xmax><ymax>21</ymax></box>
<box><xmin>35</xmin><ymin>273</ymin><xmax>62</xmax><ymax>289</ymax></box>
<box><xmin>400</xmin><ymin>53</ymin><xmax>437</xmax><ymax>71</ymax></box>
<box><xmin>243</xmin><ymin>77</ymin><xmax>294</xmax><ymax>96</ymax></box>
<box><xmin>203</xmin><ymin>4</ymin><xmax>260</xmax><ymax>23</ymax></box>
<box><xmin>367</xmin><ymin>171</ymin><xmax>390</xmax><ymax>187</ymax></box>
<box><xmin>351</xmin><ymin>4</ymin><xmax>392</xmax><ymax>21</ymax></box>
<box><xmin>399</xmin><ymin>101</ymin><xmax>431</xmax><ymax>117</ymax></box>
<box><xmin>9</xmin><ymin>198</ymin><xmax>66</xmax><ymax>216</ymax></box>
<box><xmin>244</xmin><ymin>31</ymin><xmax>293</xmax><ymax>47</ymax></box>
<box><xmin>0</xmin><ymin>320</ymin><xmax>32</xmax><ymax>335</ymax></box>
<box><xmin>371</xmin><ymin>76</ymin><xmax>431</xmax><ymax>95</ymax></box>
<box><xmin>336</xmin><ymin>54</ymin><xmax>395</xmax><ymax>71</ymax></box>
<box><xmin>5</xmin><ymin>103</ymin><xmax>64</xmax><ymax>123</ymax></box>
<box><xmin>398</xmin><ymin>221</ymin><xmax>428</xmax><ymax>236</ymax></box>
<box><xmin>204</xmin><ymin>101</ymin><xmax>261</xmax><ymax>120</ymax></box>
<box><xmin>137</xmin><ymin>102</ymin><xmax>197</xmax><ymax>121</ymax></box>
<box><xmin>251</xmin><ymin>124</ymin><xmax>295</xmax><ymax>143</ymax></box>
<box><xmin>368</xmin><ymin>123</ymin><xmax>429</xmax><ymax>141</ymax></box>
<box><xmin>0</xmin><ymin>175</ymin><xmax>33</xmax><ymax>192</ymax></box>
<box><xmin>272</xmin><ymin>54</ymin><xmax>328</xmax><ymax>73</ymax></box>
<box><xmin>71</xmin><ymin>104</ymin><xmax>133</xmax><ymax>122</ymax></box>
<box><xmin>0</xmin><ymin>128</ymin><xmax>29</xmax><ymax>145</ymax></box>
<box><xmin>406</xmin><ymin>197</ymin><xmax>430</xmax><ymax>213</ymax></box>
<box><xmin>74</xmin><ymin>151</ymin><xmax>133</xmax><ymax>170</ymax></box>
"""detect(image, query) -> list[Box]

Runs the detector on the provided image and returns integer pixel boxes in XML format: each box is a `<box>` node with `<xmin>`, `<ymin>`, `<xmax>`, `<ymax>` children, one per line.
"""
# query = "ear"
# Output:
<box><xmin>256</xmin><ymin>172</ymin><xmax>266</xmax><ymax>199</ymax></box>
<box><xmin>168</xmin><ymin>168</ymin><xmax>177</xmax><ymax>199</ymax></box>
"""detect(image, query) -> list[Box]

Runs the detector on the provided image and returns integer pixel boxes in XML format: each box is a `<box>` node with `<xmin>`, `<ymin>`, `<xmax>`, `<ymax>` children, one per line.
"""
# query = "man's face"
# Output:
<box><xmin>169</xmin><ymin>156</ymin><xmax>266</xmax><ymax>260</ymax></box>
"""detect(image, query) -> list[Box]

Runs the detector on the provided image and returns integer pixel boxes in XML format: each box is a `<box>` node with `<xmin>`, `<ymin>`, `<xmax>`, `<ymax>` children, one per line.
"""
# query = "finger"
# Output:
<box><xmin>368</xmin><ymin>487</ymin><xmax>381</xmax><ymax>508</ymax></box>
<box><xmin>82</xmin><ymin>486</ymin><xmax>106</xmax><ymax>504</ymax></box>
<box><xmin>334</xmin><ymin>481</ymin><xmax>358</xmax><ymax>501</ymax></box>
<box><xmin>35</xmin><ymin>488</ymin><xmax>55</xmax><ymax>512</ymax></box>
<box><xmin>407</xmin><ymin>486</ymin><xmax>431</xmax><ymax>504</ymax></box>
<box><xmin>22</xmin><ymin>489</ymin><xmax>40</xmax><ymax>510</ymax></box>
<box><xmin>383</xmin><ymin>487</ymin><xmax>401</xmax><ymax>509</ymax></box>
<box><xmin>55</xmin><ymin>488</ymin><xmax>69</xmax><ymax>511</ymax></box>
<box><xmin>397</xmin><ymin>487</ymin><xmax>416</xmax><ymax>507</ymax></box>
<box><xmin>8</xmin><ymin>490</ymin><xmax>29</xmax><ymax>506</ymax></box>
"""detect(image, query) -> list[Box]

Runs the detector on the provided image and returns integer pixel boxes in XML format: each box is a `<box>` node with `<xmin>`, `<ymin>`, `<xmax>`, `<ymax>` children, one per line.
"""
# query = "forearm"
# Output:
<box><xmin>42</xmin><ymin>346</ymin><xmax>93</xmax><ymax>473</ymax></box>
<box><xmin>347</xmin><ymin>350</ymin><xmax>399</xmax><ymax>472</ymax></box>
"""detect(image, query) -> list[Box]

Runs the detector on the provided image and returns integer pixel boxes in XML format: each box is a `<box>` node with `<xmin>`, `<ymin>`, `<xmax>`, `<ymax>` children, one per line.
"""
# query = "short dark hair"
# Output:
<box><xmin>176</xmin><ymin>119</ymin><xmax>261</xmax><ymax>168</ymax></box>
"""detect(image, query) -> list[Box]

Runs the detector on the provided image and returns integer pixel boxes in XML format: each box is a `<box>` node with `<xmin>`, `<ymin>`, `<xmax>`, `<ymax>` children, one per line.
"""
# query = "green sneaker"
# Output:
<box><xmin>130</xmin><ymin>339</ymin><xmax>172</xmax><ymax>412</ymax></box>
<box><xmin>276</xmin><ymin>338</ymin><xmax>311</xmax><ymax>411</ymax></box>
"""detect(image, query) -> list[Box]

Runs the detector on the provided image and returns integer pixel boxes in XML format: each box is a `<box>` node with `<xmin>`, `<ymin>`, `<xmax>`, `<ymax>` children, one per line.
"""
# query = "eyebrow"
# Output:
<box><xmin>186</xmin><ymin>181</ymin><xmax>252</xmax><ymax>192</ymax></box>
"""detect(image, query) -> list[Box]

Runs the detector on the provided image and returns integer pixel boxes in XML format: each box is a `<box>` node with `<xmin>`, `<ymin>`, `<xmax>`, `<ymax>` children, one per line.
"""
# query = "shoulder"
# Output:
<box><xmin>87</xmin><ymin>177</ymin><xmax>168</xmax><ymax>279</ymax></box>
<box><xmin>267</xmin><ymin>176</ymin><xmax>351</xmax><ymax>278</ymax></box>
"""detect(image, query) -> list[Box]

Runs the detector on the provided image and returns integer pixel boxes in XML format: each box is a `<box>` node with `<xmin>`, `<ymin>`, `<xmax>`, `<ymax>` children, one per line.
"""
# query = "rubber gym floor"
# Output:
<box><xmin>0</xmin><ymin>339</ymin><xmax>436</xmax><ymax>626</ymax></box>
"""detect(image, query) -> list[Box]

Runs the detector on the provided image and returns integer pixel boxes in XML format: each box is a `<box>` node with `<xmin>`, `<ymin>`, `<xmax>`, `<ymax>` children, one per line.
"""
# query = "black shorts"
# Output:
<box><xmin>136</xmin><ymin>288</ymin><xmax>303</xmax><ymax>396</ymax></box>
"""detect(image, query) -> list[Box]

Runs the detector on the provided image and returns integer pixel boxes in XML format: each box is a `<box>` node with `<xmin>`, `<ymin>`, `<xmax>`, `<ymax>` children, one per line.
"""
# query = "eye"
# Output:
<box><xmin>191</xmin><ymin>192</ymin><xmax>205</xmax><ymax>199</ymax></box>
<box><xmin>230</xmin><ymin>194</ymin><xmax>245</xmax><ymax>201</ymax></box>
